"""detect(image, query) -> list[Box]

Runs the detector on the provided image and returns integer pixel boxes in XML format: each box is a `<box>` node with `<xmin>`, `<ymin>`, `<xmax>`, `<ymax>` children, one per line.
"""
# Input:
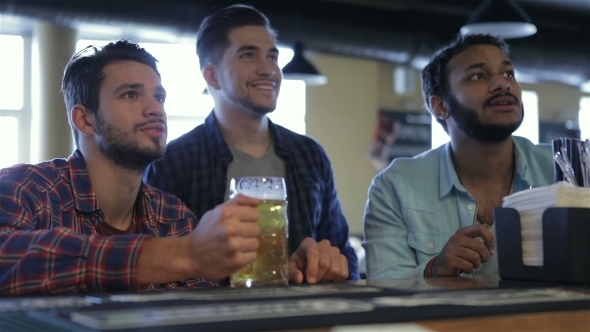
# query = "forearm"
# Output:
<box><xmin>137</xmin><ymin>236</ymin><xmax>192</xmax><ymax>285</ymax></box>
<box><xmin>0</xmin><ymin>228</ymin><xmax>152</xmax><ymax>295</ymax></box>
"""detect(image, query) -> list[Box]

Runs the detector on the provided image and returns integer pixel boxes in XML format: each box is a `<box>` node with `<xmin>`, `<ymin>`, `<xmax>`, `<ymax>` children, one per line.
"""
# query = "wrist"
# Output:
<box><xmin>137</xmin><ymin>236</ymin><xmax>193</xmax><ymax>284</ymax></box>
<box><xmin>171</xmin><ymin>236</ymin><xmax>195</xmax><ymax>278</ymax></box>
<box><xmin>424</xmin><ymin>256</ymin><xmax>437</xmax><ymax>277</ymax></box>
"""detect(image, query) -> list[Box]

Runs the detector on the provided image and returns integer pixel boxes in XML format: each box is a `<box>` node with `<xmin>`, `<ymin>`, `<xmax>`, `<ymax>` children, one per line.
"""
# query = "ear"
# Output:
<box><xmin>202</xmin><ymin>64</ymin><xmax>221</xmax><ymax>91</ymax></box>
<box><xmin>70</xmin><ymin>104</ymin><xmax>96</xmax><ymax>138</ymax></box>
<box><xmin>429</xmin><ymin>95</ymin><xmax>450</xmax><ymax>120</ymax></box>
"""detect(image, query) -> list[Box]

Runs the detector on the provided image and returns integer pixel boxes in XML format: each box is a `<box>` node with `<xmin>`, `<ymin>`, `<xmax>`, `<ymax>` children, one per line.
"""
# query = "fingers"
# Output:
<box><xmin>455</xmin><ymin>246</ymin><xmax>483</xmax><ymax>270</ymax></box>
<box><xmin>458</xmin><ymin>224</ymin><xmax>495</xmax><ymax>253</ymax></box>
<box><xmin>224</xmin><ymin>221</ymin><xmax>260</xmax><ymax>239</ymax></box>
<box><xmin>218</xmin><ymin>205</ymin><xmax>260</xmax><ymax>223</ymax></box>
<box><xmin>234</xmin><ymin>251</ymin><xmax>257</xmax><ymax>268</ymax></box>
<box><xmin>303</xmin><ymin>239</ymin><xmax>349</xmax><ymax>283</ymax></box>
<box><xmin>288</xmin><ymin>258</ymin><xmax>304</xmax><ymax>284</ymax></box>
<box><xmin>319</xmin><ymin>247</ymin><xmax>349</xmax><ymax>282</ymax></box>
<box><xmin>339</xmin><ymin>254</ymin><xmax>349</xmax><ymax>281</ymax></box>
<box><xmin>304</xmin><ymin>243</ymin><xmax>321</xmax><ymax>284</ymax></box>
<box><xmin>314</xmin><ymin>245</ymin><xmax>332</xmax><ymax>282</ymax></box>
<box><xmin>231</xmin><ymin>237</ymin><xmax>259</xmax><ymax>253</ymax></box>
<box><xmin>436</xmin><ymin>226</ymin><xmax>495</xmax><ymax>277</ymax></box>
<box><xmin>452</xmin><ymin>256</ymin><xmax>478</xmax><ymax>275</ymax></box>
<box><xmin>226</xmin><ymin>194</ymin><xmax>261</xmax><ymax>207</ymax></box>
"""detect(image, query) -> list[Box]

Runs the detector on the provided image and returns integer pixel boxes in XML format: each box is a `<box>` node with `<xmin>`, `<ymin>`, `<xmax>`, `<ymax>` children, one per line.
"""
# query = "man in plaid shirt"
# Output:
<box><xmin>144</xmin><ymin>5</ymin><xmax>359</xmax><ymax>282</ymax></box>
<box><xmin>0</xmin><ymin>40</ymin><xmax>262</xmax><ymax>295</ymax></box>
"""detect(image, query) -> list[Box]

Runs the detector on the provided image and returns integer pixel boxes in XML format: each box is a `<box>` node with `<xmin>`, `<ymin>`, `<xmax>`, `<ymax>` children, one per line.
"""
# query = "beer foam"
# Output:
<box><xmin>229</xmin><ymin>177</ymin><xmax>286</xmax><ymax>200</ymax></box>
<box><xmin>233</xmin><ymin>190</ymin><xmax>285</xmax><ymax>200</ymax></box>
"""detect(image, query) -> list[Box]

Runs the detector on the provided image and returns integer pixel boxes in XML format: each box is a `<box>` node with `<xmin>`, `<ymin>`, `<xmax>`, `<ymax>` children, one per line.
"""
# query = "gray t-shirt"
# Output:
<box><xmin>224</xmin><ymin>143</ymin><xmax>286</xmax><ymax>200</ymax></box>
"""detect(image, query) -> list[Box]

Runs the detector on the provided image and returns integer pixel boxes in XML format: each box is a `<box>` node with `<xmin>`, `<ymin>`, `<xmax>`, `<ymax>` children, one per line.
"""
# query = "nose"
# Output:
<box><xmin>144</xmin><ymin>95</ymin><xmax>165</xmax><ymax>118</ymax></box>
<box><xmin>489</xmin><ymin>74</ymin><xmax>511</xmax><ymax>93</ymax></box>
<box><xmin>256</xmin><ymin>56</ymin><xmax>277</xmax><ymax>77</ymax></box>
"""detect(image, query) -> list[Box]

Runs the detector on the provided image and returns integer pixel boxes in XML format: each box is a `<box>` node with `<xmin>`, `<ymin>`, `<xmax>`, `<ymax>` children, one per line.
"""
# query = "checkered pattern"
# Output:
<box><xmin>0</xmin><ymin>150</ymin><xmax>216</xmax><ymax>295</ymax></box>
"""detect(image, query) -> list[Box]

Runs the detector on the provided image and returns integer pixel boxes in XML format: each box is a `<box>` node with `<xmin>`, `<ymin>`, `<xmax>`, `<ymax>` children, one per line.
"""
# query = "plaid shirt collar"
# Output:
<box><xmin>64</xmin><ymin>150</ymin><xmax>165</xmax><ymax>225</ymax></box>
<box><xmin>65</xmin><ymin>150</ymin><xmax>100</xmax><ymax>213</ymax></box>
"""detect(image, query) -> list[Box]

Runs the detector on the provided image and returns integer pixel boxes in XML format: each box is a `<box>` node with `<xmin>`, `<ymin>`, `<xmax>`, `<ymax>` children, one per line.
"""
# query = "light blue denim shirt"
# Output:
<box><xmin>363</xmin><ymin>136</ymin><xmax>554</xmax><ymax>279</ymax></box>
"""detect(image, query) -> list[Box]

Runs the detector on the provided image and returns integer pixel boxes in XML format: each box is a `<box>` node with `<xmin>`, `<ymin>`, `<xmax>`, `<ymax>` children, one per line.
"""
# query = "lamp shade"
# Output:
<box><xmin>282</xmin><ymin>41</ymin><xmax>328</xmax><ymax>86</ymax></box>
<box><xmin>460</xmin><ymin>0</ymin><xmax>537</xmax><ymax>39</ymax></box>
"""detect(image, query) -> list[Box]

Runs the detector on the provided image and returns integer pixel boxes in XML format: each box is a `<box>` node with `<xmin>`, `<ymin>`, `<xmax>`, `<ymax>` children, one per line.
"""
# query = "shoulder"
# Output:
<box><xmin>369</xmin><ymin>145</ymin><xmax>443</xmax><ymax>198</ymax></box>
<box><xmin>380</xmin><ymin>145</ymin><xmax>442</xmax><ymax>179</ymax></box>
<box><xmin>0</xmin><ymin>159</ymin><xmax>69</xmax><ymax>193</ymax></box>
<box><xmin>513</xmin><ymin>136</ymin><xmax>552</xmax><ymax>160</ymax></box>
<box><xmin>277</xmin><ymin>125</ymin><xmax>323</xmax><ymax>147</ymax></box>
<box><xmin>165</xmin><ymin>123</ymin><xmax>207</xmax><ymax>154</ymax></box>
<box><xmin>512</xmin><ymin>136</ymin><xmax>552</xmax><ymax>156</ymax></box>
<box><xmin>276</xmin><ymin>125</ymin><xmax>331</xmax><ymax>163</ymax></box>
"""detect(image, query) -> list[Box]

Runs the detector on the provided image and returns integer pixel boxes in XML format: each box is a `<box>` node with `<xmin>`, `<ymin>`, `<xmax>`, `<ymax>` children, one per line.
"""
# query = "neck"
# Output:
<box><xmin>213</xmin><ymin>102</ymin><xmax>271</xmax><ymax>157</ymax></box>
<box><xmin>80</xmin><ymin>145</ymin><xmax>141</xmax><ymax>230</ymax></box>
<box><xmin>449</xmin><ymin>133</ymin><xmax>515</xmax><ymax>183</ymax></box>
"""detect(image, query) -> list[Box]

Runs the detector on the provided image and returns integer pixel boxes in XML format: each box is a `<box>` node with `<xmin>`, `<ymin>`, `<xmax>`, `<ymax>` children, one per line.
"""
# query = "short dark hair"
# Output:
<box><xmin>61</xmin><ymin>40</ymin><xmax>160</xmax><ymax>147</ymax></box>
<box><xmin>196</xmin><ymin>4</ymin><xmax>277</xmax><ymax>69</ymax></box>
<box><xmin>421</xmin><ymin>34</ymin><xmax>509</xmax><ymax>132</ymax></box>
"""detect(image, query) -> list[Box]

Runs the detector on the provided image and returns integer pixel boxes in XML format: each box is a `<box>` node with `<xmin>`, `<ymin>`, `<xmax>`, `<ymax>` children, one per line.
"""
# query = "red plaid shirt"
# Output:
<box><xmin>0</xmin><ymin>150</ymin><xmax>217</xmax><ymax>295</ymax></box>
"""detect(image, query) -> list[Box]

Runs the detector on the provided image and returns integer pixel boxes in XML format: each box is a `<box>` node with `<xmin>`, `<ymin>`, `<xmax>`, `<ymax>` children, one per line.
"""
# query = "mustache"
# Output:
<box><xmin>134</xmin><ymin>118</ymin><xmax>167</xmax><ymax>131</ymax></box>
<box><xmin>482</xmin><ymin>92</ymin><xmax>519</xmax><ymax>109</ymax></box>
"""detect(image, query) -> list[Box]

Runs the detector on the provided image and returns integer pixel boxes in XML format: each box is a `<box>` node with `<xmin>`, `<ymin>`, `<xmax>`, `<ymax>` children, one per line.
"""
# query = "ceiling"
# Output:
<box><xmin>1</xmin><ymin>0</ymin><xmax>589</xmax><ymax>87</ymax></box>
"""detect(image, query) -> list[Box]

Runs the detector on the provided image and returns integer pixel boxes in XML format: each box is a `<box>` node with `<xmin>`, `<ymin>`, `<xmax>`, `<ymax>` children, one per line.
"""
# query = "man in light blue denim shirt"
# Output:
<box><xmin>363</xmin><ymin>34</ymin><xmax>554</xmax><ymax>279</ymax></box>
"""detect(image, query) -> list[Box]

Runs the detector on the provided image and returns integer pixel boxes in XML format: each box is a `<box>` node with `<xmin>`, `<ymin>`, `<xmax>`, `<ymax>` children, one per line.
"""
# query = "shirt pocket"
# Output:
<box><xmin>402</xmin><ymin>207</ymin><xmax>449</xmax><ymax>258</ymax></box>
<box><xmin>407</xmin><ymin>232</ymin><xmax>447</xmax><ymax>256</ymax></box>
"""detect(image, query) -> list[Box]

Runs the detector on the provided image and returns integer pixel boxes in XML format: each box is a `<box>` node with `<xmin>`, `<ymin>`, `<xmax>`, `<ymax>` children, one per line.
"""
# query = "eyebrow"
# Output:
<box><xmin>464</xmin><ymin>60</ymin><xmax>513</xmax><ymax>73</ymax></box>
<box><xmin>236</xmin><ymin>44</ymin><xmax>279</xmax><ymax>54</ymax></box>
<box><xmin>113</xmin><ymin>83</ymin><xmax>166</xmax><ymax>94</ymax></box>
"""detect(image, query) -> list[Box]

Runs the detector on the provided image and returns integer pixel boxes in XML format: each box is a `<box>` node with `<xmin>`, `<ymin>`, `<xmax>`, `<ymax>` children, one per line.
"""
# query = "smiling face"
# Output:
<box><xmin>443</xmin><ymin>44</ymin><xmax>524</xmax><ymax>143</ymax></box>
<box><xmin>206</xmin><ymin>25</ymin><xmax>282</xmax><ymax>116</ymax></box>
<box><xmin>92</xmin><ymin>60</ymin><xmax>168</xmax><ymax>171</ymax></box>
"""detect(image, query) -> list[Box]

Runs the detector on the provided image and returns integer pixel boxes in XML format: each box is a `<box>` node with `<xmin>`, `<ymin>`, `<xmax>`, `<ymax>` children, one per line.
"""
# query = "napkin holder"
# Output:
<box><xmin>494</xmin><ymin>207</ymin><xmax>590</xmax><ymax>284</ymax></box>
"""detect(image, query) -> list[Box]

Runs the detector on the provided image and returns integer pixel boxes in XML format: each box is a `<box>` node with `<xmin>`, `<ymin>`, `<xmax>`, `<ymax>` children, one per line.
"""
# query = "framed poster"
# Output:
<box><xmin>368</xmin><ymin>110</ymin><xmax>432</xmax><ymax>171</ymax></box>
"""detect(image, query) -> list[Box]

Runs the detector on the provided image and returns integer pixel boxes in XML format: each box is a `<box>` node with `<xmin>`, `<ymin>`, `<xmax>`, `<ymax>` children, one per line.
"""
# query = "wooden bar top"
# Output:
<box><xmin>297</xmin><ymin>309</ymin><xmax>590</xmax><ymax>332</ymax></box>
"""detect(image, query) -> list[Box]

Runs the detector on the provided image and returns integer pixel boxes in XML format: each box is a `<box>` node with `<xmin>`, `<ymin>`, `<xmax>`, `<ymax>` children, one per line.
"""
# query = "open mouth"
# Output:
<box><xmin>487</xmin><ymin>95</ymin><xmax>518</xmax><ymax>111</ymax></box>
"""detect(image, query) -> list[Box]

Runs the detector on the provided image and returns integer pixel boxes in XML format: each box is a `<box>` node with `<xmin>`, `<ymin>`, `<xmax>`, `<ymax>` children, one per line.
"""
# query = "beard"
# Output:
<box><xmin>95</xmin><ymin>113</ymin><xmax>166</xmax><ymax>172</ymax></box>
<box><xmin>445</xmin><ymin>93</ymin><xmax>524</xmax><ymax>143</ymax></box>
<box><xmin>227</xmin><ymin>91</ymin><xmax>277</xmax><ymax>115</ymax></box>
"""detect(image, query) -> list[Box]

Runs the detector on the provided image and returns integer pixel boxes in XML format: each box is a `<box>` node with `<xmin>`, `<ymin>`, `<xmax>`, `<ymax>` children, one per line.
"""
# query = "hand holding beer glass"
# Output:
<box><xmin>229</xmin><ymin>177</ymin><xmax>289</xmax><ymax>287</ymax></box>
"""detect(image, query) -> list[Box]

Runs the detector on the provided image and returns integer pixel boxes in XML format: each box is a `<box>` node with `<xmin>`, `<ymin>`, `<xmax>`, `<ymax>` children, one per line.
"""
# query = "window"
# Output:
<box><xmin>0</xmin><ymin>117</ymin><xmax>19</xmax><ymax>169</ymax></box>
<box><xmin>580</xmin><ymin>96</ymin><xmax>590</xmax><ymax>140</ymax></box>
<box><xmin>431</xmin><ymin>90</ymin><xmax>540</xmax><ymax>148</ymax></box>
<box><xmin>0</xmin><ymin>35</ymin><xmax>24</xmax><ymax>110</ymax></box>
<box><xmin>0</xmin><ymin>34</ymin><xmax>30</xmax><ymax>169</ymax></box>
<box><xmin>514</xmin><ymin>90</ymin><xmax>539</xmax><ymax>144</ymax></box>
<box><xmin>76</xmin><ymin>39</ymin><xmax>304</xmax><ymax>143</ymax></box>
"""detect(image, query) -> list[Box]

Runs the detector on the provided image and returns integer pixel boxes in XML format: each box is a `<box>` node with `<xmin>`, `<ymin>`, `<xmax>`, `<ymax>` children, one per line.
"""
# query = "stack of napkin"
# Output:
<box><xmin>502</xmin><ymin>181</ymin><xmax>590</xmax><ymax>266</ymax></box>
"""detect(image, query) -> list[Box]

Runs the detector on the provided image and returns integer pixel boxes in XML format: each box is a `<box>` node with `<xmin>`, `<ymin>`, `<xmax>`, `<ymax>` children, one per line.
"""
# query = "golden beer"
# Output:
<box><xmin>230</xmin><ymin>199</ymin><xmax>289</xmax><ymax>287</ymax></box>
<box><xmin>229</xmin><ymin>176</ymin><xmax>289</xmax><ymax>288</ymax></box>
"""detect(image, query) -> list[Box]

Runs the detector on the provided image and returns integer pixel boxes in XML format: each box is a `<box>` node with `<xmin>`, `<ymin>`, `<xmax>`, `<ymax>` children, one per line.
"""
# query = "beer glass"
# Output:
<box><xmin>229</xmin><ymin>176</ymin><xmax>289</xmax><ymax>287</ymax></box>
